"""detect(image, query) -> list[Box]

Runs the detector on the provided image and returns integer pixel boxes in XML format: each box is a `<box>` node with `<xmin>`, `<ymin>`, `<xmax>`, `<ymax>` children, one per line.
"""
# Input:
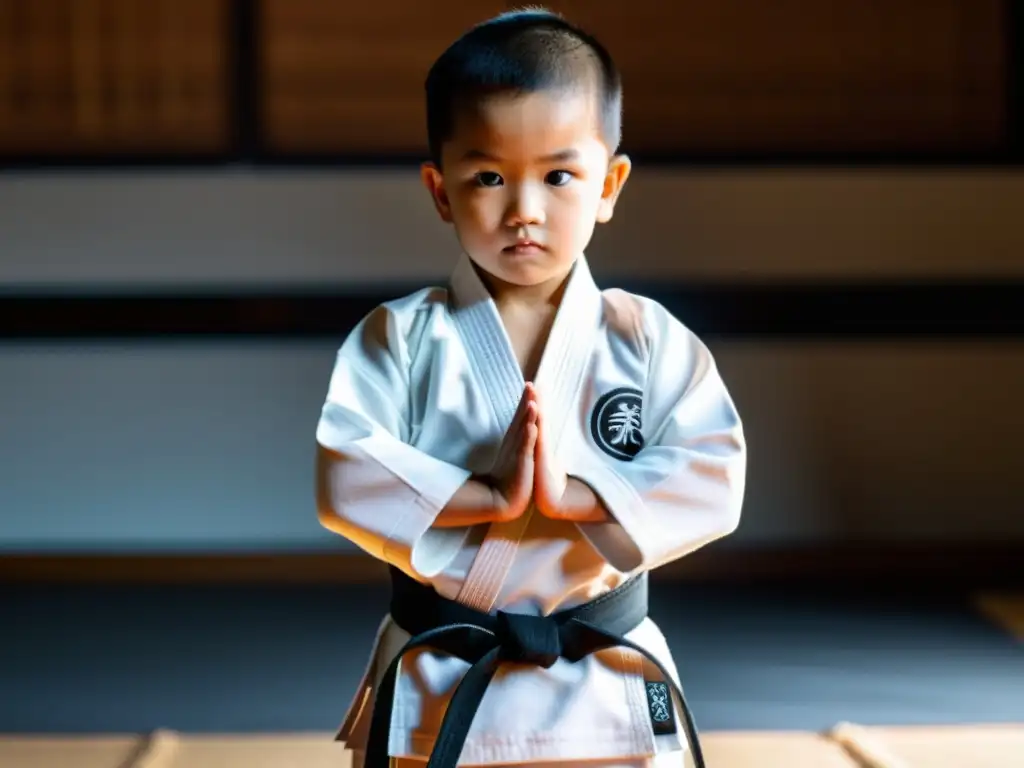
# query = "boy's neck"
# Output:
<box><xmin>477</xmin><ymin>263</ymin><xmax>574</xmax><ymax>312</ymax></box>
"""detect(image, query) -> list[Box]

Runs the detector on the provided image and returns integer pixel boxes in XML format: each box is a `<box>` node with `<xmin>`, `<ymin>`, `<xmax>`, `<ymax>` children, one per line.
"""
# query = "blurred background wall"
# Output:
<box><xmin>1</xmin><ymin>0</ymin><xmax>1022</xmax><ymax>578</ymax></box>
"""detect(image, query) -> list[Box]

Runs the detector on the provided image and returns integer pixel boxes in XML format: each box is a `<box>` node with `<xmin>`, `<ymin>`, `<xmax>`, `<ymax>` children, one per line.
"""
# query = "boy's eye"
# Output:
<box><xmin>546</xmin><ymin>170</ymin><xmax>573</xmax><ymax>187</ymax></box>
<box><xmin>475</xmin><ymin>171</ymin><xmax>503</xmax><ymax>187</ymax></box>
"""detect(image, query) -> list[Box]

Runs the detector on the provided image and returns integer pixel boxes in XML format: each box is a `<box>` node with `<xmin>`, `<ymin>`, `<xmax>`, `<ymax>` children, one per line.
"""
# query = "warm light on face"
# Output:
<box><xmin>422</xmin><ymin>87</ymin><xmax>630</xmax><ymax>290</ymax></box>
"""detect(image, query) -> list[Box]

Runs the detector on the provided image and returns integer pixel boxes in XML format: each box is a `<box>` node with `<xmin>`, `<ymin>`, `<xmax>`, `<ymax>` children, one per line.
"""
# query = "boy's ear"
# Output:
<box><xmin>596</xmin><ymin>154</ymin><xmax>632</xmax><ymax>224</ymax></box>
<box><xmin>421</xmin><ymin>162</ymin><xmax>453</xmax><ymax>223</ymax></box>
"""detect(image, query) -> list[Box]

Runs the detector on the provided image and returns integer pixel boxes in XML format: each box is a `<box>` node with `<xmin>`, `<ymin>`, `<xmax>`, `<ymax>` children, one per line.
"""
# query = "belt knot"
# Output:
<box><xmin>494</xmin><ymin>610</ymin><xmax>562</xmax><ymax>668</ymax></box>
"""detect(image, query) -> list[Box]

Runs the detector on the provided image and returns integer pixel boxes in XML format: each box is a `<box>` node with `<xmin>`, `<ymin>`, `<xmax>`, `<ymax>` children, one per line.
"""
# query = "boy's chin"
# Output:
<box><xmin>468</xmin><ymin>251</ymin><xmax>574</xmax><ymax>284</ymax></box>
<box><xmin>479</xmin><ymin>261</ymin><xmax>571</xmax><ymax>289</ymax></box>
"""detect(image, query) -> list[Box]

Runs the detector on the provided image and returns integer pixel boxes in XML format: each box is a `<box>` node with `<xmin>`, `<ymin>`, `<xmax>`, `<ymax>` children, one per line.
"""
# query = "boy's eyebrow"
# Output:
<box><xmin>460</xmin><ymin>149</ymin><xmax>498</xmax><ymax>162</ymax></box>
<box><xmin>539</xmin><ymin>148</ymin><xmax>580</xmax><ymax>162</ymax></box>
<box><xmin>459</xmin><ymin>148</ymin><xmax>581</xmax><ymax>163</ymax></box>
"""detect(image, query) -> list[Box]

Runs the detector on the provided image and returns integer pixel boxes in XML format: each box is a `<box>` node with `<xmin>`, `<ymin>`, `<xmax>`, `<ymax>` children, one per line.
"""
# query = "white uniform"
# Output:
<box><xmin>315</xmin><ymin>254</ymin><xmax>746</xmax><ymax>767</ymax></box>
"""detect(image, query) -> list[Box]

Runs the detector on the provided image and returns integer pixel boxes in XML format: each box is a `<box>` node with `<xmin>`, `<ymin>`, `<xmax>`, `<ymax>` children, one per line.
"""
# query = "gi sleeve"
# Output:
<box><xmin>315</xmin><ymin>303</ymin><xmax>473</xmax><ymax>578</ymax></box>
<box><xmin>569</xmin><ymin>302</ymin><xmax>746</xmax><ymax>573</ymax></box>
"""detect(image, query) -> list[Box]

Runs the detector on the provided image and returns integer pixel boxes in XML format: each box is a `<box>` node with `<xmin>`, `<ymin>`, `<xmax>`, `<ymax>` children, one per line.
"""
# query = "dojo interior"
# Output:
<box><xmin>1</xmin><ymin>2</ymin><xmax>1023</xmax><ymax>767</ymax></box>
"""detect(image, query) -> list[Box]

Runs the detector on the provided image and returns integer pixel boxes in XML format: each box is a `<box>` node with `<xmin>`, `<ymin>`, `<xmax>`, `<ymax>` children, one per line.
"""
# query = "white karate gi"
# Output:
<box><xmin>316</xmin><ymin>254</ymin><xmax>746</xmax><ymax>767</ymax></box>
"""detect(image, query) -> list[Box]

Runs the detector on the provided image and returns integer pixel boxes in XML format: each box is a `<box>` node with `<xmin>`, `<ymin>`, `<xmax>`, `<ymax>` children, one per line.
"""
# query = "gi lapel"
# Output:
<box><xmin>449</xmin><ymin>253</ymin><xmax>604</xmax><ymax>612</ymax></box>
<box><xmin>448</xmin><ymin>255</ymin><xmax>525</xmax><ymax>442</ymax></box>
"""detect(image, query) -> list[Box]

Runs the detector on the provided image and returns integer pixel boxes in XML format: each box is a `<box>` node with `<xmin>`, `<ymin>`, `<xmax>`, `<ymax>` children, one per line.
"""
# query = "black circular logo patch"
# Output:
<box><xmin>590</xmin><ymin>387</ymin><xmax>645</xmax><ymax>461</ymax></box>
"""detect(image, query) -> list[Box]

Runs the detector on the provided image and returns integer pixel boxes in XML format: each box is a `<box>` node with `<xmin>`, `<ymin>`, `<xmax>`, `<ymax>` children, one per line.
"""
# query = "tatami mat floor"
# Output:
<box><xmin>3</xmin><ymin>583</ymin><xmax>1022</xmax><ymax>766</ymax></box>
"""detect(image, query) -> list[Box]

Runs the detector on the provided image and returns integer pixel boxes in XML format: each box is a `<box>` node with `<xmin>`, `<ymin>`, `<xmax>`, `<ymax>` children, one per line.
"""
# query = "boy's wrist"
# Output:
<box><xmin>561</xmin><ymin>477</ymin><xmax>610</xmax><ymax>523</ymax></box>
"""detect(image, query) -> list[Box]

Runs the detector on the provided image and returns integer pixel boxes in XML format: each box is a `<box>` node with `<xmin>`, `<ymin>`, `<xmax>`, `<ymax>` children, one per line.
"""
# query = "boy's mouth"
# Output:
<box><xmin>504</xmin><ymin>239</ymin><xmax>545</xmax><ymax>253</ymax></box>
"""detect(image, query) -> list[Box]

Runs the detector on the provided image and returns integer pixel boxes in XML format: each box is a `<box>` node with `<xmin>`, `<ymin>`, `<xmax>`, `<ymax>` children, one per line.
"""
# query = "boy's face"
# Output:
<box><xmin>422</xmin><ymin>87</ymin><xmax>631</xmax><ymax>290</ymax></box>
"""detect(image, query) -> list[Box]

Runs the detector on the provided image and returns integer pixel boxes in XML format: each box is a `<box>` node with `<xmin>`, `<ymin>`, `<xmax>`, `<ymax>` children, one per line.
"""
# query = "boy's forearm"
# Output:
<box><xmin>435</xmin><ymin>477</ymin><xmax>611</xmax><ymax>527</ymax></box>
<box><xmin>560</xmin><ymin>477</ymin><xmax>611</xmax><ymax>523</ymax></box>
<box><xmin>434</xmin><ymin>476</ymin><xmax>505</xmax><ymax>527</ymax></box>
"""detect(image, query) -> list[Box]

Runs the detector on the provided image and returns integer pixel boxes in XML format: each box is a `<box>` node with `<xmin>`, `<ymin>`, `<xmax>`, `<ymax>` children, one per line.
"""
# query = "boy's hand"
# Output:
<box><xmin>490</xmin><ymin>384</ymin><xmax>539</xmax><ymax>523</ymax></box>
<box><xmin>533</xmin><ymin>384</ymin><xmax>610</xmax><ymax>524</ymax></box>
<box><xmin>434</xmin><ymin>386</ymin><xmax>536</xmax><ymax>528</ymax></box>
<box><xmin>531</xmin><ymin>384</ymin><xmax>568</xmax><ymax>518</ymax></box>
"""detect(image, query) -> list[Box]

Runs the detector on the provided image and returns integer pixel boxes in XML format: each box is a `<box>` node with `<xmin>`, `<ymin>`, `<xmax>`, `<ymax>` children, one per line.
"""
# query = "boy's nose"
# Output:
<box><xmin>505</xmin><ymin>186</ymin><xmax>545</xmax><ymax>227</ymax></box>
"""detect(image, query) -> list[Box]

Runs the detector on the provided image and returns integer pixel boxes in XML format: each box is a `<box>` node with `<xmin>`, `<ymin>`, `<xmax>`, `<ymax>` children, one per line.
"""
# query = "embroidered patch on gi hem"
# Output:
<box><xmin>644</xmin><ymin>680</ymin><xmax>676</xmax><ymax>735</ymax></box>
<box><xmin>590</xmin><ymin>387</ymin><xmax>644</xmax><ymax>461</ymax></box>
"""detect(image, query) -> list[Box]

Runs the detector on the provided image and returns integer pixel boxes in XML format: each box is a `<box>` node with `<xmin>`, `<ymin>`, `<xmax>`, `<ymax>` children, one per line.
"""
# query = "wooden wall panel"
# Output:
<box><xmin>258</xmin><ymin>0</ymin><xmax>1009</xmax><ymax>157</ymax></box>
<box><xmin>0</xmin><ymin>0</ymin><xmax>1011</xmax><ymax>160</ymax></box>
<box><xmin>259</xmin><ymin>0</ymin><xmax>505</xmax><ymax>154</ymax></box>
<box><xmin>0</xmin><ymin>0</ymin><xmax>230</xmax><ymax>155</ymax></box>
<box><xmin>547</xmin><ymin>0</ymin><xmax>1009</xmax><ymax>154</ymax></box>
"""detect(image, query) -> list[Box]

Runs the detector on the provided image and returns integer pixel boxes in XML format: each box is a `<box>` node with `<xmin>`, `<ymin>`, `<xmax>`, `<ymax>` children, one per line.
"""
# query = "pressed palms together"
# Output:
<box><xmin>504</xmin><ymin>383</ymin><xmax>606</xmax><ymax>524</ymax></box>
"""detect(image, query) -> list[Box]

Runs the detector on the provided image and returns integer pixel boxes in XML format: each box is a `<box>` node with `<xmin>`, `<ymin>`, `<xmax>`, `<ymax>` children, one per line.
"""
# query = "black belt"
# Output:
<box><xmin>361</xmin><ymin>566</ymin><xmax>706</xmax><ymax>768</ymax></box>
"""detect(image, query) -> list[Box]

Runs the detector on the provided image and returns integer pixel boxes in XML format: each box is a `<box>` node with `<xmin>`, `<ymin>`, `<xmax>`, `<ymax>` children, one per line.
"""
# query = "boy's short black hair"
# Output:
<box><xmin>425</xmin><ymin>7</ymin><xmax>622</xmax><ymax>166</ymax></box>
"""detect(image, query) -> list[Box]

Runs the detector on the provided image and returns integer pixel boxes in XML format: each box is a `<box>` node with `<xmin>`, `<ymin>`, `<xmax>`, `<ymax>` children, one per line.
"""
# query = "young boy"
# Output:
<box><xmin>315</xmin><ymin>8</ymin><xmax>746</xmax><ymax>768</ymax></box>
